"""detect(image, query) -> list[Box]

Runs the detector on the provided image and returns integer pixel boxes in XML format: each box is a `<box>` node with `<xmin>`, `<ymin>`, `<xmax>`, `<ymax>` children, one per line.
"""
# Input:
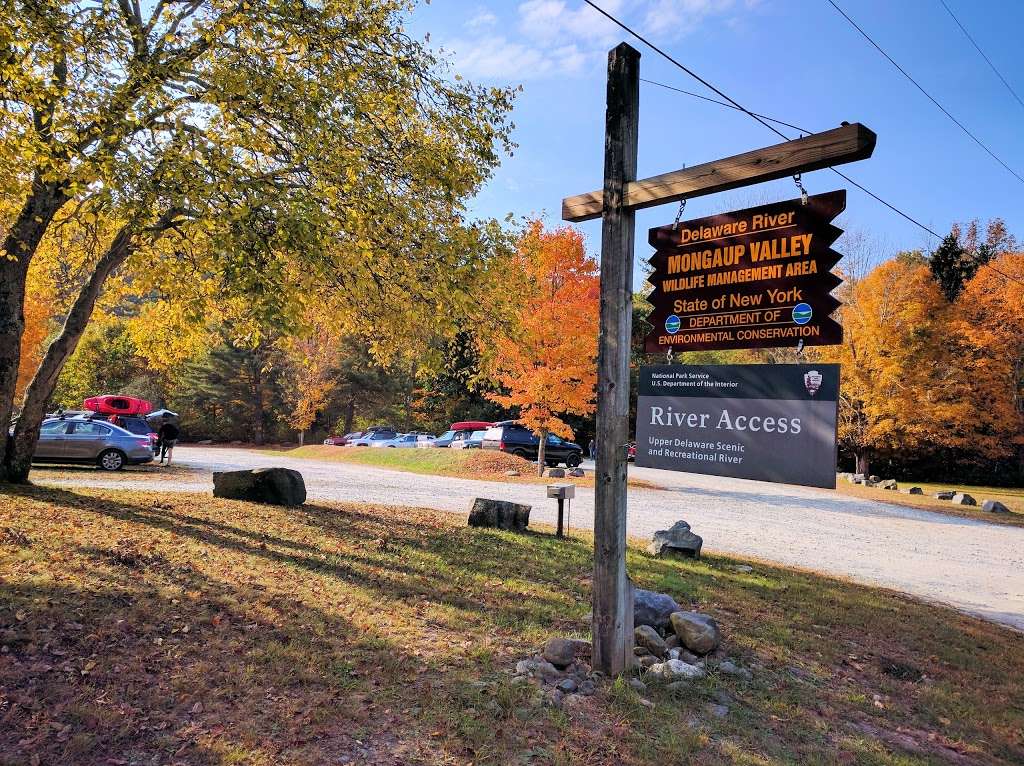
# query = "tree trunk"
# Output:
<box><xmin>536</xmin><ymin>427</ymin><xmax>548</xmax><ymax>476</ymax></box>
<box><xmin>5</xmin><ymin>226</ymin><xmax>136</xmax><ymax>482</ymax></box>
<box><xmin>253</xmin><ymin>364</ymin><xmax>266</xmax><ymax>446</ymax></box>
<box><xmin>855</xmin><ymin>452</ymin><xmax>870</xmax><ymax>475</ymax></box>
<box><xmin>298</xmin><ymin>430</ymin><xmax>305</xmax><ymax>447</ymax></box>
<box><xmin>343</xmin><ymin>396</ymin><xmax>355</xmax><ymax>434</ymax></box>
<box><xmin>0</xmin><ymin>180</ymin><xmax>70</xmax><ymax>479</ymax></box>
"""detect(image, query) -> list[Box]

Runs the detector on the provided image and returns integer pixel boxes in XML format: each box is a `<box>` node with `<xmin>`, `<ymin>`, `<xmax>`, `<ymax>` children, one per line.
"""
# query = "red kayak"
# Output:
<box><xmin>83</xmin><ymin>395</ymin><xmax>152</xmax><ymax>416</ymax></box>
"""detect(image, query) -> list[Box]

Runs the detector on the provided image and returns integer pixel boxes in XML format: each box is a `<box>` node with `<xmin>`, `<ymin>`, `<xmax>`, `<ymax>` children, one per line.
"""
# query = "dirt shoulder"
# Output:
<box><xmin>835</xmin><ymin>477</ymin><xmax>1024</xmax><ymax>528</ymax></box>
<box><xmin>2</xmin><ymin>484</ymin><xmax>1023</xmax><ymax>765</ymax></box>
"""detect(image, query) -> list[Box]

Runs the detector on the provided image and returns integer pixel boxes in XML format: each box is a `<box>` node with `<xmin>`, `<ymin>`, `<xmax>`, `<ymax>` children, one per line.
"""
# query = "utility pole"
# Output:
<box><xmin>592</xmin><ymin>42</ymin><xmax>640</xmax><ymax>675</ymax></box>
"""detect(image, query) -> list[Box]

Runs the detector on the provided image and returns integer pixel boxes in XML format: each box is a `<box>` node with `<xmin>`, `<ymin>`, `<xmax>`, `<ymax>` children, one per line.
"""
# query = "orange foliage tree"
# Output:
<box><xmin>952</xmin><ymin>252</ymin><xmax>1024</xmax><ymax>462</ymax></box>
<box><xmin>823</xmin><ymin>254</ymin><xmax>972</xmax><ymax>474</ymax></box>
<box><xmin>485</xmin><ymin>222</ymin><xmax>599</xmax><ymax>473</ymax></box>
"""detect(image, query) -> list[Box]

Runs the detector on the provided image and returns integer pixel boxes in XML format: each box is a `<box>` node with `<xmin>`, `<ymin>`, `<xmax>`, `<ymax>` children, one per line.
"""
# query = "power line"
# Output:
<box><xmin>576</xmin><ymin>2</ymin><xmax>1024</xmax><ymax>288</ymax></box>
<box><xmin>826</xmin><ymin>0</ymin><xmax>1024</xmax><ymax>186</ymax></box>
<box><xmin>938</xmin><ymin>0</ymin><xmax>1024</xmax><ymax>112</ymax></box>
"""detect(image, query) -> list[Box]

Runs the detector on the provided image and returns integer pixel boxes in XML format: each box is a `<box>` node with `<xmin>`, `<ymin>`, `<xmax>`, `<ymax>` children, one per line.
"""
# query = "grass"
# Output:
<box><xmin>836</xmin><ymin>477</ymin><xmax>1024</xmax><ymax>527</ymax></box>
<box><xmin>2</xmin><ymin>486</ymin><xmax>1024</xmax><ymax>764</ymax></box>
<box><xmin>277</xmin><ymin>445</ymin><xmax>662</xmax><ymax>489</ymax></box>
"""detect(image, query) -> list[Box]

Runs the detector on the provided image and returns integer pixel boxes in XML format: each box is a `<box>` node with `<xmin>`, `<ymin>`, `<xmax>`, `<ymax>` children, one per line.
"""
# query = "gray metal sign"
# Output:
<box><xmin>634</xmin><ymin>364</ymin><xmax>839</xmax><ymax>489</ymax></box>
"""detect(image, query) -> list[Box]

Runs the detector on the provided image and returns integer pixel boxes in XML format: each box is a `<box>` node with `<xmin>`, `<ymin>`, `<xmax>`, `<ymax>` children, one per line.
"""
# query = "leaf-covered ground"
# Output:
<box><xmin>2</xmin><ymin>485</ymin><xmax>1023</xmax><ymax>765</ymax></box>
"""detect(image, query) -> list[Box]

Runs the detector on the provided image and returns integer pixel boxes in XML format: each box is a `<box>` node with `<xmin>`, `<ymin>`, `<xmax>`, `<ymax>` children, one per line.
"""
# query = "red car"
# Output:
<box><xmin>628</xmin><ymin>442</ymin><xmax>636</xmax><ymax>462</ymax></box>
<box><xmin>323</xmin><ymin>431</ymin><xmax>363</xmax><ymax>446</ymax></box>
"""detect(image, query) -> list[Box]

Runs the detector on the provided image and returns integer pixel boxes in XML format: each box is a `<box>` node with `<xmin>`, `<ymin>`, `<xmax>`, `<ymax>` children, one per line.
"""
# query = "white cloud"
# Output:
<box><xmin>466</xmin><ymin>9</ymin><xmax>498</xmax><ymax>30</ymax></box>
<box><xmin>443</xmin><ymin>35</ymin><xmax>589</xmax><ymax>81</ymax></box>
<box><xmin>641</xmin><ymin>0</ymin><xmax>736</xmax><ymax>37</ymax></box>
<box><xmin>518</xmin><ymin>0</ymin><xmax>625</xmax><ymax>45</ymax></box>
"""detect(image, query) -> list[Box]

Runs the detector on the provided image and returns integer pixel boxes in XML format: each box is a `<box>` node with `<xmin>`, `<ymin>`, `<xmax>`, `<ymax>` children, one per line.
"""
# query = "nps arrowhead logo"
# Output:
<box><xmin>804</xmin><ymin>370</ymin><xmax>823</xmax><ymax>396</ymax></box>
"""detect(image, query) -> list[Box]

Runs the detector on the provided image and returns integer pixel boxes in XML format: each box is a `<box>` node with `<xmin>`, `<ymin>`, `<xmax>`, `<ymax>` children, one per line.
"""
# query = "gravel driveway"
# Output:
<box><xmin>39</xmin><ymin>445</ymin><xmax>1024</xmax><ymax>632</ymax></box>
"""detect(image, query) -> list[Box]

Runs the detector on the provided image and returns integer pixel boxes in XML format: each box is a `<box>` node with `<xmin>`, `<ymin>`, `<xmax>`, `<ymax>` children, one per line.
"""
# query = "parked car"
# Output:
<box><xmin>349</xmin><ymin>429</ymin><xmax>398</xmax><ymax>447</ymax></box>
<box><xmin>324</xmin><ymin>431</ymin><xmax>363</xmax><ymax>446</ymax></box>
<box><xmin>107</xmin><ymin>414</ymin><xmax>159</xmax><ymax>451</ymax></box>
<box><xmin>431</xmin><ymin>421</ymin><xmax>494</xmax><ymax>448</ymax></box>
<box><xmin>480</xmin><ymin>421</ymin><xmax>583</xmax><ymax>467</ymax></box>
<box><xmin>628</xmin><ymin>442</ymin><xmax>636</xmax><ymax>462</ymax></box>
<box><xmin>451</xmin><ymin>429</ymin><xmax>486</xmax><ymax>450</ymax></box>
<box><xmin>29</xmin><ymin>416</ymin><xmax>155</xmax><ymax>470</ymax></box>
<box><xmin>376</xmin><ymin>433</ymin><xmax>435</xmax><ymax>448</ymax></box>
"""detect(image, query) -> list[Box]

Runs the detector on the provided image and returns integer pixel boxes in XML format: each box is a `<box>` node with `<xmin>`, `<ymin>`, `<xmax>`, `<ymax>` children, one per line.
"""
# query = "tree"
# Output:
<box><xmin>951</xmin><ymin>253</ymin><xmax>1024</xmax><ymax>465</ymax></box>
<box><xmin>485</xmin><ymin>222</ymin><xmax>599</xmax><ymax>474</ymax></box>
<box><xmin>0</xmin><ymin>1</ymin><xmax>514</xmax><ymax>480</ymax></box>
<box><xmin>824</xmin><ymin>256</ymin><xmax>973</xmax><ymax>474</ymax></box>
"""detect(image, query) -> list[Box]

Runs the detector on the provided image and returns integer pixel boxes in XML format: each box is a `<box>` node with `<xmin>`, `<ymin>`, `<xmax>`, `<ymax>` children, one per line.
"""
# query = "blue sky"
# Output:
<box><xmin>408</xmin><ymin>0</ymin><xmax>1024</xmax><ymax>285</ymax></box>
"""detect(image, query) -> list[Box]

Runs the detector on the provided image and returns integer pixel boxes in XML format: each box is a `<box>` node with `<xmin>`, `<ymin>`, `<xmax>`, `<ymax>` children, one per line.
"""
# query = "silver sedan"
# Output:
<box><xmin>32</xmin><ymin>417</ymin><xmax>155</xmax><ymax>470</ymax></box>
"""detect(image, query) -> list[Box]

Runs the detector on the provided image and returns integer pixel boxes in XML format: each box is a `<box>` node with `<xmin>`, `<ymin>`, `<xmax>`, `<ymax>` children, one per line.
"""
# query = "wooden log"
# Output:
<box><xmin>562</xmin><ymin>123</ymin><xmax>876</xmax><ymax>222</ymax></box>
<box><xmin>592</xmin><ymin>41</ymin><xmax>638</xmax><ymax>677</ymax></box>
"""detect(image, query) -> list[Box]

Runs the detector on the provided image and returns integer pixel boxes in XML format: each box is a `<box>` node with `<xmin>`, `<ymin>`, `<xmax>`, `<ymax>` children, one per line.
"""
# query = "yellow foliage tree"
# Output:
<box><xmin>485</xmin><ymin>222</ymin><xmax>599</xmax><ymax>474</ymax></box>
<box><xmin>823</xmin><ymin>255</ymin><xmax>972</xmax><ymax>474</ymax></box>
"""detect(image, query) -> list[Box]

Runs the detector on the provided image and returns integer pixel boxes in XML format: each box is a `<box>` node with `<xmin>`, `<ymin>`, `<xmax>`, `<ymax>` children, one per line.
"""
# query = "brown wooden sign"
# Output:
<box><xmin>644</xmin><ymin>190</ymin><xmax>847</xmax><ymax>353</ymax></box>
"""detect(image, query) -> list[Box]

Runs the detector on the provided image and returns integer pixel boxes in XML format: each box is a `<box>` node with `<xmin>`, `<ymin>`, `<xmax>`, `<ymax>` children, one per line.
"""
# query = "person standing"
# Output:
<box><xmin>158</xmin><ymin>416</ymin><xmax>180</xmax><ymax>465</ymax></box>
<box><xmin>588</xmin><ymin>438</ymin><xmax>596</xmax><ymax>462</ymax></box>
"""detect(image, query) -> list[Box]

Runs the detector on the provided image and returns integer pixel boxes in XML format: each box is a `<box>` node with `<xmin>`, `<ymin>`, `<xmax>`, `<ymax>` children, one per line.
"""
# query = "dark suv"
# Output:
<box><xmin>480</xmin><ymin>421</ymin><xmax>583</xmax><ymax>467</ymax></box>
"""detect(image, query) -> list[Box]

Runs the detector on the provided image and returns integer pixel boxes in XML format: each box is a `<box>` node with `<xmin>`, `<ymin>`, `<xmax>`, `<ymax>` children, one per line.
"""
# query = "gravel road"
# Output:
<box><xmin>39</xmin><ymin>445</ymin><xmax>1024</xmax><ymax>631</ymax></box>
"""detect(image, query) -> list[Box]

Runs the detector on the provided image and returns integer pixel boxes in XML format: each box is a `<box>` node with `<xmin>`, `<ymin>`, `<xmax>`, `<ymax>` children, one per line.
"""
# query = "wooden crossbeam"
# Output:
<box><xmin>561</xmin><ymin>123</ymin><xmax>876</xmax><ymax>222</ymax></box>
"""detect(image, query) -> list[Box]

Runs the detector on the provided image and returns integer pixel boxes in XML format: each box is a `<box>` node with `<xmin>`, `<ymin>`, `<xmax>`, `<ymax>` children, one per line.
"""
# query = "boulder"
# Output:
<box><xmin>879</xmin><ymin>479</ymin><xmax>898</xmax><ymax>490</ymax></box>
<box><xmin>634</xmin><ymin>625</ymin><xmax>668</xmax><ymax>658</ymax></box>
<box><xmin>546</xmin><ymin>468</ymin><xmax>566</xmax><ymax>478</ymax></box>
<box><xmin>647</xmin><ymin>520</ymin><xmax>703</xmax><ymax>559</ymax></box>
<box><xmin>862</xmin><ymin>480</ymin><xmax>877</xmax><ymax>488</ymax></box>
<box><xmin>935</xmin><ymin>491</ymin><xmax>955</xmax><ymax>500</ymax></box>
<box><xmin>212</xmin><ymin>467</ymin><xmax>306</xmax><ymax>506</ymax></box>
<box><xmin>982</xmin><ymin>500</ymin><xmax>1011</xmax><ymax>514</ymax></box>
<box><xmin>869</xmin><ymin>475</ymin><xmax>880</xmax><ymax>483</ymax></box>
<box><xmin>634</xmin><ymin>589</ymin><xmax>681</xmax><ymax>631</ymax></box>
<box><xmin>468</xmin><ymin>498</ymin><xmax>531</xmax><ymax>532</ymax></box>
<box><xmin>670</xmin><ymin>611</ymin><xmax>721</xmax><ymax>655</ymax></box>
<box><xmin>648</xmin><ymin>659</ymin><xmax>705</xmax><ymax>681</ymax></box>
<box><xmin>567</xmin><ymin>468</ymin><xmax>585</xmax><ymax>478</ymax></box>
<box><xmin>904</xmin><ymin>487</ymin><xmax>923</xmax><ymax>495</ymax></box>
<box><xmin>542</xmin><ymin>637</ymin><xmax>576</xmax><ymax>668</ymax></box>
<box><xmin>951</xmin><ymin>493</ymin><xmax>977</xmax><ymax>506</ymax></box>
<box><xmin>852</xmin><ymin>473</ymin><xmax>865</xmax><ymax>484</ymax></box>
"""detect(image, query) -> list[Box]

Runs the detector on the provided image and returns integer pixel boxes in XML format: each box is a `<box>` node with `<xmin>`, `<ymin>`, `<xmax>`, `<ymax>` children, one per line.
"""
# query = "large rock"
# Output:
<box><xmin>468</xmin><ymin>498</ymin><xmax>531</xmax><ymax>532</ymax></box>
<box><xmin>634</xmin><ymin>625</ymin><xmax>668</xmax><ymax>658</ymax></box>
<box><xmin>935</xmin><ymin>491</ymin><xmax>955</xmax><ymax>500</ymax></box>
<box><xmin>670</xmin><ymin>611</ymin><xmax>721</xmax><ymax>655</ymax></box>
<box><xmin>982</xmin><ymin>500</ymin><xmax>1011</xmax><ymax>514</ymax></box>
<box><xmin>879</xmin><ymin>479</ymin><xmax>898</xmax><ymax>490</ymax></box>
<box><xmin>951</xmin><ymin>493</ymin><xmax>977</xmax><ymax>506</ymax></box>
<box><xmin>546</xmin><ymin>468</ymin><xmax>566</xmax><ymax>478</ymax></box>
<box><xmin>634</xmin><ymin>589</ymin><xmax>681</xmax><ymax>631</ymax></box>
<box><xmin>904</xmin><ymin>487</ymin><xmax>923</xmax><ymax>495</ymax></box>
<box><xmin>212</xmin><ymin>467</ymin><xmax>306</xmax><ymax>506</ymax></box>
<box><xmin>647</xmin><ymin>520</ymin><xmax>703</xmax><ymax>559</ymax></box>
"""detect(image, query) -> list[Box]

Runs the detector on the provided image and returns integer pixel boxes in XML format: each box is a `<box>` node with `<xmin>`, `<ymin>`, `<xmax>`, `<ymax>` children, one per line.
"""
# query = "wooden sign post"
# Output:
<box><xmin>565</xmin><ymin>41</ymin><xmax>876</xmax><ymax>676</ymax></box>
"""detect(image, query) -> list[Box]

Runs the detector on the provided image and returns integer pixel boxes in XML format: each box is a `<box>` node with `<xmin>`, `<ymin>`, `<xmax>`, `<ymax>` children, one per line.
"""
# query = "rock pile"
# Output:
<box><xmin>511</xmin><ymin>638</ymin><xmax>599</xmax><ymax>709</ymax></box>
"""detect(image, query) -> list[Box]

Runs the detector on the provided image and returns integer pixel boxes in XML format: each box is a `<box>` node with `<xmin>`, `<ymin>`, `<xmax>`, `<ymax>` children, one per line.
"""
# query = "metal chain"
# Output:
<box><xmin>672</xmin><ymin>198</ymin><xmax>687</xmax><ymax>229</ymax></box>
<box><xmin>794</xmin><ymin>173</ymin><xmax>808</xmax><ymax>205</ymax></box>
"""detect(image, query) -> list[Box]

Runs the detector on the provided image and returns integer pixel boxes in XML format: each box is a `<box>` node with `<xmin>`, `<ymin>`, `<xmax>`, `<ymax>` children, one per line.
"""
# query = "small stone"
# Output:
<box><xmin>515</xmin><ymin>660</ymin><xmax>535</xmax><ymax>675</ymax></box>
<box><xmin>543</xmin><ymin>637</ymin><xmax>576</xmax><ymax>668</ymax></box>
<box><xmin>982</xmin><ymin>500</ymin><xmax>1010</xmax><ymax>514</ymax></box>
<box><xmin>667</xmin><ymin>648</ymin><xmax>681</xmax><ymax>660</ymax></box>
<box><xmin>664</xmin><ymin>634</ymin><xmax>682</xmax><ymax>650</ymax></box>
<box><xmin>879</xmin><ymin>479</ymin><xmax>898</xmax><ymax>490</ymax></box>
<box><xmin>566</xmin><ymin>468</ymin><xmax>585</xmax><ymax>477</ymax></box>
<box><xmin>670</xmin><ymin>611</ymin><xmax>722</xmax><ymax>655</ymax></box>
<box><xmin>634</xmin><ymin>625</ymin><xmax>668</xmax><ymax>657</ymax></box>
<box><xmin>732</xmin><ymin>564</ymin><xmax>754</xmax><ymax>573</ymax></box>
<box><xmin>935</xmin><ymin>490</ymin><xmax>955</xmax><ymax>500</ymax></box>
<box><xmin>869</xmin><ymin>475</ymin><xmax>880</xmax><ymax>483</ymax></box>
<box><xmin>639</xmin><ymin>655</ymin><xmax>659</xmax><ymax>668</ymax></box>
<box><xmin>648</xmin><ymin>659</ymin><xmax>705</xmax><ymax>681</ymax></box>
<box><xmin>578</xmin><ymin>679</ymin><xmax>595</xmax><ymax>696</ymax></box>
<box><xmin>628</xmin><ymin>678</ymin><xmax>647</xmax><ymax>694</ymax></box>
<box><xmin>545</xmin><ymin>688</ymin><xmax>564</xmax><ymax>708</ymax></box>
<box><xmin>904</xmin><ymin>487</ymin><xmax>923</xmax><ymax>494</ymax></box>
<box><xmin>706</xmin><ymin>703</ymin><xmax>729</xmax><ymax>718</ymax></box>
<box><xmin>556</xmin><ymin>678</ymin><xmax>578</xmax><ymax>694</ymax></box>
<box><xmin>546</xmin><ymin>468</ymin><xmax>566</xmax><ymax>478</ymax></box>
<box><xmin>718</xmin><ymin>660</ymin><xmax>753</xmax><ymax>681</ymax></box>
<box><xmin>951</xmin><ymin>493</ymin><xmax>976</xmax><ymax>506</ymax></box>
